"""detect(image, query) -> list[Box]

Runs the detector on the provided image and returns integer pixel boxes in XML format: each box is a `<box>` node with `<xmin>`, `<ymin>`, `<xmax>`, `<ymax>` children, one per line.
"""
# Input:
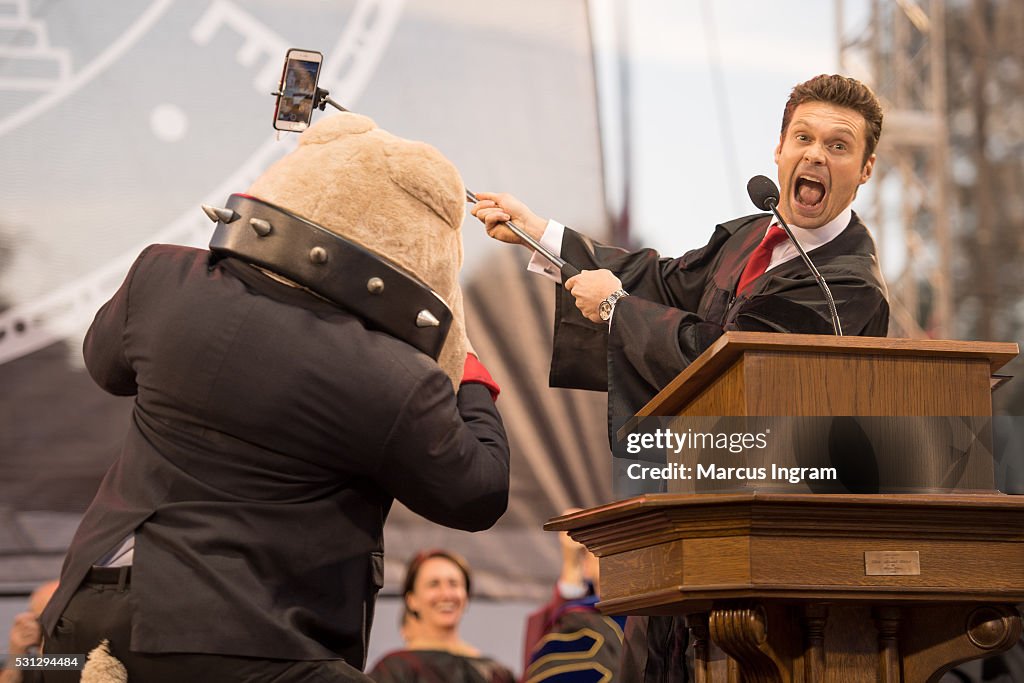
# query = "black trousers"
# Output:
<box><xmin>42</xmin><ymin>572</ymin><xmax>373</xmax><ymax>683</ymax></box>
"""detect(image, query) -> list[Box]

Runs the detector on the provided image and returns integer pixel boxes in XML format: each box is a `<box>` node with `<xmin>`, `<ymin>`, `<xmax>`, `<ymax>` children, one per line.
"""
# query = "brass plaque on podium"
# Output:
<box><xmin>865</xmin><ymin>550</ymin><xmax>921</xmax><ymax>576</ymax></box>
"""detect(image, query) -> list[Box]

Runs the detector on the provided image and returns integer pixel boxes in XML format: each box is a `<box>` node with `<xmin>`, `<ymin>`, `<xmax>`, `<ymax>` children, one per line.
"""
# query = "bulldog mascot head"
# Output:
<box><xmin>238</xmin><ymin>112</ymin><xmax>469</xmax><ymax>386</ymax></box>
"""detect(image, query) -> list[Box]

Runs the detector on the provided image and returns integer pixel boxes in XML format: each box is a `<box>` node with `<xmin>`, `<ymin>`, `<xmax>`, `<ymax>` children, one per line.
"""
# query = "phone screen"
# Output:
<box><xmin>274</xmin><ymin>49</ymin><xmax>323</xmax><ymax>132</ymax></box>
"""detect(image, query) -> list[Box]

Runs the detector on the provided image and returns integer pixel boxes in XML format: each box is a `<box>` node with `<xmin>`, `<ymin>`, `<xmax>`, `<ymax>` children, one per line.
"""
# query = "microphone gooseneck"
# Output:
<box><xmin>746</xmin><ymin>175</ymin><xmax>843</xmax><ymax>336</ymax></box>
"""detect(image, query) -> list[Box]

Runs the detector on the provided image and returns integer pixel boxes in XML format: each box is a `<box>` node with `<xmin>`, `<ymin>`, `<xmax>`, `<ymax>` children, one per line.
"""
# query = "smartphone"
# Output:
<box><xmin>273</xmin><ymin>49</ymin><xmax>323</xmax><ymax>132</ymax></box>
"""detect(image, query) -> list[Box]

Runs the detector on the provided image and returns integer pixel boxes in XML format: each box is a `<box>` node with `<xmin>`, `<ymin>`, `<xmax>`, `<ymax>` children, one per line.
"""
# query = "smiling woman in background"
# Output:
<box><xmin>369</xmin><ymin>550</ymin><xmax>515</xmax><ymax>683</ymax></box>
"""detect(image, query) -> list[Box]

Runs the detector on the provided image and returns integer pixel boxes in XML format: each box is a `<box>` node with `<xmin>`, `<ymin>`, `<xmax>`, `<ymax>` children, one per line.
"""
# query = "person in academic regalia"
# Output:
<box><xmin>520</xmin><ymin>509</ymin><xmax>626</xmax><ymax>683</ymax></box>
<box><xmin>472</xmin><ymin>74</ymin><xmax>890</xmax><ymax>682</ymax></box>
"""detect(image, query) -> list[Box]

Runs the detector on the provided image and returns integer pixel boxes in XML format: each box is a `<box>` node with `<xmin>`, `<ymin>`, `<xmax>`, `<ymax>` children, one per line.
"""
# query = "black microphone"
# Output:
<box><xmin>746</xmin><ymin>175</ymin><xmax>843</xmax><ymax>335</ymax></box>
<box><xmin>746</xmin><ymin>175</ymin><xmax>780</xmax><ymax>212</ymax></box>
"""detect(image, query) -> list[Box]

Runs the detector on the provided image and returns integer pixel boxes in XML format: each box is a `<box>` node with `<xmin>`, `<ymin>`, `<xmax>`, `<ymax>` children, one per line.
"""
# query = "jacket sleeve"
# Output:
<box><xmin>550</xmin><ymin>226</ymin><xmax>729</xmax><ymax>391</ymax></box>
<box><xmin>374</xmin><ymin>371</ymin><xmax>510</xmax><ymax>531</ymax></box>
<box><xmin>82</xmin><ymin>246</ymin><xmax>154</xmax><ymax>396</ymax></box>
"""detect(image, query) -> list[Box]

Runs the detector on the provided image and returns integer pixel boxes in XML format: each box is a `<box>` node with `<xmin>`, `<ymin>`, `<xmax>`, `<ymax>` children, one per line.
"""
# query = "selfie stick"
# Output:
<box><xmin>314</xmin><ymin>88</ymin><xmax>347</xmax><ymax>113</ymax></box>
<box><xmin>464</xmin><ymin>191</ymin><xmax>579</xmax><ymax>279</ymax></box>
<box><xmin>309</xmin><ymin>89</ymin><xmax>580</xmax><ymax>280</ymax></box>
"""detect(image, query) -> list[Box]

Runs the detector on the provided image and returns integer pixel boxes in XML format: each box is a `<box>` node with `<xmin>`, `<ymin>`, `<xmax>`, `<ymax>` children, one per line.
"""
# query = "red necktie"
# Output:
<box><xmin>737</xmin><ymin>225</ymin><xmax>789</xmax><ymax>295</ymax></box>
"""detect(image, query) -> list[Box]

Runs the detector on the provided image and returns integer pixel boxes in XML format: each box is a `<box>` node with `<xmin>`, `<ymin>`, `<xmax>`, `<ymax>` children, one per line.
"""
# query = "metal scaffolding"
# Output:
<box><xmin>837</xmin><ymin>0</ymin><xmax>952</xmax><ymax>338</ymax></box>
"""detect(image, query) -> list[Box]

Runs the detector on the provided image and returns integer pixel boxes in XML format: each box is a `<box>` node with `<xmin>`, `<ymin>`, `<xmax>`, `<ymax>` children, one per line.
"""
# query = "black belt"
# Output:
<box><xmin>85</xmin><ymin>565</ymin><xmax>131</xmax><ymax>587</ymax></box>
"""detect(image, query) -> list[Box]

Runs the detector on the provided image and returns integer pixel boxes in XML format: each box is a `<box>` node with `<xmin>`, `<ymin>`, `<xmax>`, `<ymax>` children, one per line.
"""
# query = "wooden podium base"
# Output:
<box><xmin>547</xmin><ymin>493</ymin><xmax>1024</xmax><ymax>683</ymax></box>
<box><xmin>684</xmin><ymin>601</ymin><xmax>1019</xmax><ymax>683</ymax></box>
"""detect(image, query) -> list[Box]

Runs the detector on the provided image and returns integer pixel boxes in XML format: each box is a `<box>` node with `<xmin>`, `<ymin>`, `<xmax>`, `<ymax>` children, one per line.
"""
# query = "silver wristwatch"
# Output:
<box><xmin>598</xmin><ymin>289</ymin><xmax>629</xmax><ymax>322</ymax></box>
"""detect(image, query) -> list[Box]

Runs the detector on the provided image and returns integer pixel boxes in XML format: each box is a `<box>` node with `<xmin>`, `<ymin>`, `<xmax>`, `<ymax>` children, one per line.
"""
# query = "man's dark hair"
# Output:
<box><xmin>781</xmin><ymin>74</ymin><xmax>883</xmax><ymax>164</ymax></box>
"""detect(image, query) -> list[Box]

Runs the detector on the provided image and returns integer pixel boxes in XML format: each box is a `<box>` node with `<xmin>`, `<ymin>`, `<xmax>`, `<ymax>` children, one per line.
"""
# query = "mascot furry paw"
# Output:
<box><xmin>247</xmin><ymin>113</ymin><xmax>468</xmax><ymax>386</ymax></box>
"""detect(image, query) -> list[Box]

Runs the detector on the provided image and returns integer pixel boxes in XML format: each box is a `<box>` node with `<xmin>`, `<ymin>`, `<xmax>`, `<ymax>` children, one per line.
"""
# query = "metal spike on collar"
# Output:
<box><xmin>367</xmin><ymin>277</ymin><xmax>384</xmax><ymax>294</ymax></box>
<box><xmin>309</xmin><ymin>246</ymin><xmax>328</xmax><ymax>264</ymax></box>
<box><xmin>201</xmin><ymin>204</ymin><xmax>239</xmax><ymax>224</ymax></box>
<box><xmin>249</xmin><ymin>218</ymin><xmax>272</xmax><ymax>237</ymax></box>
<box><xmin>415</xmin><ymin>310</ymin><xmax>441</xmax><ymax>328</ymax></box>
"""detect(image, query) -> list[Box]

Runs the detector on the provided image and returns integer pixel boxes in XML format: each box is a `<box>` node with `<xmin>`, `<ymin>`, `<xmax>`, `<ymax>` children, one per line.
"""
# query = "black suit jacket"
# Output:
<box><xmin>41</xmin><ymin>245</ymin><xmax>510</xmax><ymax>667</ymax></box>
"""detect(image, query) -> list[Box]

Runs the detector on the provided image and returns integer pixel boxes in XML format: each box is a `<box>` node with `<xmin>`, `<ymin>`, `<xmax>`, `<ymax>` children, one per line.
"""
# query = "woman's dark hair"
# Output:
<box><xmin>402</xmin><ymin>549</ymin><xmax>473</xmax><ymax>599</ymax></box>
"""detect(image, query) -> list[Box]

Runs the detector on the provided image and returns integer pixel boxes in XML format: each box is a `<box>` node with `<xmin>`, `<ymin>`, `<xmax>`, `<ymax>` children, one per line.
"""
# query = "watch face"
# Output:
<box><xmin>599</xmin><ymin>300</ymin><xmax>612</xmax><ymax>321</ymax></box>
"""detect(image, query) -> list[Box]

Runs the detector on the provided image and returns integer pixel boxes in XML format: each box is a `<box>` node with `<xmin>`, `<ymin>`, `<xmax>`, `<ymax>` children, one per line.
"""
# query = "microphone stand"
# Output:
<box><xmin>763</xmin><ymin>198</ymin><xmax>843</xmax><ymax>336</ymax></box>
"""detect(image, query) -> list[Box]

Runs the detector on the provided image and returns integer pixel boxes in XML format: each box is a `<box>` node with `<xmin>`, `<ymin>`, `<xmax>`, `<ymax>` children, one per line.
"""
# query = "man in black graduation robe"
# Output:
<box><xmin>487</xmin><ymin>210</ymin><xmax>888</xmax><ymax>683</ymax></box>
<box><xmin>474</xmin><ymin>78</ymin><xmax>890</xmax><ymax>427</ymax></box>
<box><xmin>548</xmin><ymin>210</ymin><xmax>889</xmax><ymax>423</ymax></box>
<box><xmin>473</xmin><ymin>74</ymin><xmax>890</xmax><ymax>682</ymax></box>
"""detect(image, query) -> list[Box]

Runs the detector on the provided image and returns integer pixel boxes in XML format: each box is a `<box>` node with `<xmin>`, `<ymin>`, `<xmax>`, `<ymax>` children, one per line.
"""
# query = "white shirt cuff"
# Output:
<box><xmin>556</xmin><ymin>579</ymin><xmax>588</xmax><ymax>600</ymax></box>
<box><xmin>526</xmin><ymin>220</ymin><xmax>566</xmax><ymax>283</ymax></box>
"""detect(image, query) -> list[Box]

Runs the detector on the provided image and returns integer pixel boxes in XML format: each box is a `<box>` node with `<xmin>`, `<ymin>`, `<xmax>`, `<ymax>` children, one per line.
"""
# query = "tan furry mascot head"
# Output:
<box><xmin>247</xmin><ymin>113</ymin><xmax>467</xmax><ymax>386</ymax></box>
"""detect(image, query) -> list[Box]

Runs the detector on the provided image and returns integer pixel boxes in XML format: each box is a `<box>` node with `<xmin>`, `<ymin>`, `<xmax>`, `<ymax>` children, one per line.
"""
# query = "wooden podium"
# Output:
<box><xmin>547</xmin><ymin>332</ymin><xmax>1023</xmax><ymax>683</ymax></box>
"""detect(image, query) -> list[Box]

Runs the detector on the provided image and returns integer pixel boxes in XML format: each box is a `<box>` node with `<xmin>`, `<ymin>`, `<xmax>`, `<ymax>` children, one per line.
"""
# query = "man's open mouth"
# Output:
<box><xmin>794</xmin><ymin>176</ymin><xmax>826</xmax><ymax>208</ymax></box>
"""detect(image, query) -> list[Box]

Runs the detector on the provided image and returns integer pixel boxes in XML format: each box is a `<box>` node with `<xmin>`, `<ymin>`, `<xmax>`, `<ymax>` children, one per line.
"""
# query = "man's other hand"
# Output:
<box><xmin>565</xmin><ymin>270</ymin><xmax>623</xmax><ymax>323</ymax></box>
<box><xmin>470</xmin><ymin>192</ymin><xmax>547</xmax><ymax>247</ymax></box>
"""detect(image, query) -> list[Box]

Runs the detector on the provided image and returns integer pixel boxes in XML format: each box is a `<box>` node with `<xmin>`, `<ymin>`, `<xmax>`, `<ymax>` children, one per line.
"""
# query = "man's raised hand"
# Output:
<box><xmin>470</xmin><ymin>192</ymin><xmax>547</xmax><ymax>248</ymax></box>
